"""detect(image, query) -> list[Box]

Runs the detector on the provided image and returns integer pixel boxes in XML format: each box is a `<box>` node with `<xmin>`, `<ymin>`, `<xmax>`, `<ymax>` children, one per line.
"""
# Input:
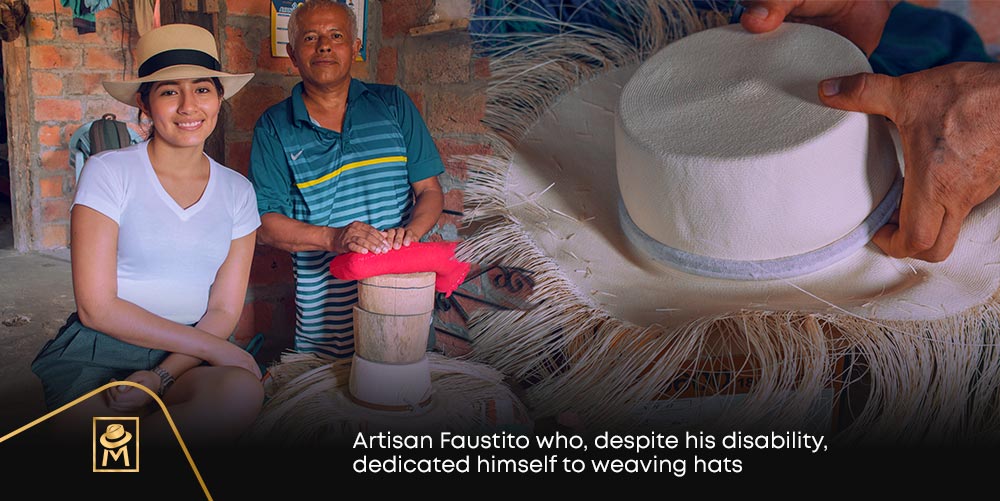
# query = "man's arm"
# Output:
<box><xmin>259</xmin><ymin>212</ymin><xmax>390</xmax><ymax>254</ymax></box>
<box><xmin>385</xmin><ymin>176</ymin><xmax>445</xmax><ymax>249</ymax></box>
<box><xmin>250</xmin><ymin>115</ymin><xmax>391</xmax><ymax>255</ymax></box>
<box><xmin>383</xmin><ymin>87</ymin><xmax>447</xmax><ymax>249</ymax></box>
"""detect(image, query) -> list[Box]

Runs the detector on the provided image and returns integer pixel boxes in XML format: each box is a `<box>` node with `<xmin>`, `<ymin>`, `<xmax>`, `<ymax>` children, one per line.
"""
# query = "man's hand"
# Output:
<box><xmin>329</xmin><ymin>221</ymin><xmax>390</xmax><ymax>255</ymax></box>
<box><xmin>739</xmin><ymin>0</ymin><xmax>897</xmax><ymax>55</ymax></box>
<box><xmin>819</xmin><ymin>63</ymin><xmax>1000</xmax><ymax>262</ymax></box>
<box><xmin>383</xmin><ymin>227</ymin><xmax>419</xmax><ymax>250</ymax></box>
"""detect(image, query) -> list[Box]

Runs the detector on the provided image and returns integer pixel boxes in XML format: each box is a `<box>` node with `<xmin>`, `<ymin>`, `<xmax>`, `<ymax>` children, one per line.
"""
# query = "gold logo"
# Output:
<box><xmin>93</xmin><ymin>417</ymin><xmax>139</xmax><ymax>472</ymax></box>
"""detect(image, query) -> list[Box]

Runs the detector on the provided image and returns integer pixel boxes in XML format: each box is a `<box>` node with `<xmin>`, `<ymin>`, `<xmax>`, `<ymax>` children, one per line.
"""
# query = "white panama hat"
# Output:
<box><xmin>460</xmin><ymin>10</ymin><xmax>1000</xmax><ymax>439</ymax></box>
<box><xmin>103</xmin><ymin>24</ymin><xmax>254</xmax><ymax>106</ymax></box>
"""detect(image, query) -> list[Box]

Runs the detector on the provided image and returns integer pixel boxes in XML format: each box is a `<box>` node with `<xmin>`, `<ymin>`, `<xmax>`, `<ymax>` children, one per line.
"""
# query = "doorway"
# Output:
<box><xmin>0</xmin><ymin>48</ymin><xmax>11</xmax><ymax>250</ymax></box>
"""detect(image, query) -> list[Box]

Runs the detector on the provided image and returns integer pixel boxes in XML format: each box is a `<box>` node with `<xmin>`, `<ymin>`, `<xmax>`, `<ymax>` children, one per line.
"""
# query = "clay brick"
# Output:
<box><xmin>225</xmin><ymin>141</ymin><xmax>253</xmax><ymax>176</ymax></box>
<box><xmin>257</xmin><ymin>37</ymin><xmax>298</xmax><ymax>75</ymax></box>
<box><xmin>65</xmin><ymin>72</ymin><xmax>109</xmax><ymax>95</ymax></box>
<box><xmin>250</xmin><ymin>246</ymin><xmax>294</xmax><ymax>286</ymax></box>
<box><xmin>425</xmin><ymin>91</ymin><xmax>487</xmax><ymax>134</ymax></box>
<box><xmin>443</xmin><ymin>188</ymin><xmax>464</xmax><ymax>214</ymax></box>
<box><xmin>42</xmin><ymin>223</ymin><xmax>69</xmax><ymax>248</ymax></box>
<box><xmin>63</xmin><ymin>124</ymin><xmax>82</xmax><ymax>145</ymax></box>
<box><xmin>41</xmin><ymin>150</ymin><xmax>71</xmax><ymax>172</ymax></box>
<box><xmin>40</xmin><ymin>176</ymin><xmax>65</xmax><ymax>198</ymax></box>
<box><xmin>35</xmin><ymin>99</ymin><xmax>83</xmax><ymax>122</ymax></box>
<box><xmin>28</xmin><ymin>0</ymin><xmax>55</xmax><ymax>14</ymax></box>
<box><xmin>29</xmin><ymin>46</ymin><xmax>81</xmax><ymax>69</ymax></box>
<box><xmin>970</xmin><ymin>0</ymin><xmax>1000</xmax><ymax>45</ymax></box>
<box><xmin>228</xmin><ymin>0</ymin><xmax>271</xmax><ymax>17</ymax></box>
<box><xmin>58</xmin><ymin>26</ymin><xmax>105</xmax><ymax>44</ymax></box>
<box><xmin>225</xmin><ymin>26</ymin><xmax>256</xmax><ymax>74</ymax></box>
<box><xmin>39</xmin><ymin>125</ymin><xmax>62</xmax><ymax>147</ymax></box>
<box><xmin>31</xmin><ymin>72</ymin><xmax>63</xmax><ymax>96</ymax></box>
<box><xmin>474</xmin><ymin>57</ymin><xmax>491</xmax><ymax>80</ymax></box>
<box><xmin>382</xmin><ymin>0</ymin><xmax>435</xmax><ymax>38</ymax></box>
<box><xmin>29</xmin><ymin>17</ymin><xmax>55</xmax><ymax>39</ymax></box>
<box><xmin>377</xmin><ymin>46</ymin><xmax>398</xmax><ymax>84</ymax></box>
<box><xmin>402</xmin><ymin>35</ymin><xmax>472</xmax><ymax>84</ymax></box>
<box><xmin>229</xmin><ymin>84</ymin><xmax>289</xmax><ymax>132</ymax></box>
<box><xmin>84</xmin><ymin>47</ymin><xmax>128</xmax><ymax>70</ymax></box>
<box><xmin>434</xmin><ymin>138</ymin><xmax>493</xmax><ymax>180</ymax></box>
<box><xmin>42</xmin><ymin>198</ymin><xmax>72</xmax><ymax>222</ymax></box>
<box><xmin>85</xmin><ymin>100</ymin><xmax>137</xmax><ymax>124</ymax></box>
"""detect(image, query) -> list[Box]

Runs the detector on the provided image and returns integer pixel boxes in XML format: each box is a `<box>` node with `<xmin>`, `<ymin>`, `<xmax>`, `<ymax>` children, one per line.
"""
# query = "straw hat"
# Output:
<box><xmin>99</xmin><ymin>423</ymin><xmax>132</xmax><ymax>449</ymax></box>
<box><xmin>103</xmin><ymin>24</ymin><xmax>254</xmax><ymax>106</ymax></box>
<box><xmin>460</xmin><ymin>9</ymin><xmax>1000</xmax><ymax>438</ymax></box>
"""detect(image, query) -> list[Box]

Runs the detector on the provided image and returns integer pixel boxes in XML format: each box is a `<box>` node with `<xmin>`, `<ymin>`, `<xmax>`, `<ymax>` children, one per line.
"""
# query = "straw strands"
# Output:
<box><xmin>457</xmin><ymin>0</ymin><xmax>1000</xmax><ymax>443</ymax></box>
<box><xmin>249</xmin><ymin>352</ymin><xmax>530</xmax><ymax>443</ymax></box>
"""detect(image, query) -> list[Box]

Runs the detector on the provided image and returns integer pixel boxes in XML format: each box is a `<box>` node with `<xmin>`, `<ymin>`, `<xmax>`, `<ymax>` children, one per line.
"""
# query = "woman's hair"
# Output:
<box><xmin>136</xmin><ymin>77</ymin><xmax>225</xmax><ymax>140</ymax></box>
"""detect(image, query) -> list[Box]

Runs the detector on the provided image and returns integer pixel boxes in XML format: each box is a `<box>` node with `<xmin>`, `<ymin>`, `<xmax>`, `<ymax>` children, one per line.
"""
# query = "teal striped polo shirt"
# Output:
<box><xmin>250</xmin><ymin>79</ymin><xmax>444</xmax><ymax>359</ymax></box>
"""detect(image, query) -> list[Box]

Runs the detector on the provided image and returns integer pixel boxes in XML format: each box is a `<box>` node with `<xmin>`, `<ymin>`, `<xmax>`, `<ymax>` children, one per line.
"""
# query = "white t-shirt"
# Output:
<box><xmin>73</xmin><ymin>141</ymin><xmax>261</xmax><ymax>325</ymax></box>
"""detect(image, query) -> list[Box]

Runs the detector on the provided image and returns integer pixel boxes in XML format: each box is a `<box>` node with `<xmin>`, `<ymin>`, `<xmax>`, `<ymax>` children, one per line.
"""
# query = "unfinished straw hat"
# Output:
<box><xmin>103</xmin><ymin>23</ymin><xmax>254</xmax><ymax>106</ymax></box>
<box><xmin>461</xmin><ymin>5</ymin><xmax>1000</xmax><ymax>440</ymax></box>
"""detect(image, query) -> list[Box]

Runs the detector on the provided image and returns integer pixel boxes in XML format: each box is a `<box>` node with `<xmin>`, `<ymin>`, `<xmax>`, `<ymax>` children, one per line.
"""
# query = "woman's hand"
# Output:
<box><xmin>202</xmin><ymin>339</ymin><xmax>263</xmax><ymax>379</ymax></box>
<box><xmin>105</xmin><ymin>371</ymin><xmax>159</xmax><ymax>412</ymax></box>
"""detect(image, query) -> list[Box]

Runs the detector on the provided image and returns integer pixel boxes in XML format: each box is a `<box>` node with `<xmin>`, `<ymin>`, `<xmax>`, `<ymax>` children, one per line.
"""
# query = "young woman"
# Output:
<box><xmin>31</xmin><ymin>24</ymin><xmax>263</xmax><ymax>444</ymax></box>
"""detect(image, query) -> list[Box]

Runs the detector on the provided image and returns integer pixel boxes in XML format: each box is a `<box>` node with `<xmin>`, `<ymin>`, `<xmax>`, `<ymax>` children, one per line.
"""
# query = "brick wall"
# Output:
<box><xmin>21</xmin><ymin>1</ymin><xmax>137</xmax><ymax>250</ymax></box>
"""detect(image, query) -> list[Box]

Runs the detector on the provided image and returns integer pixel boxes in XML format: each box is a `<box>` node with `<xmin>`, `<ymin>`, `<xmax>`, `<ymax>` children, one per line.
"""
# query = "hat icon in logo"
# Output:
<box><xmin>99</xmin><ymin>424</ymin><xmax>133</xmax><ymax>449</ymax></box>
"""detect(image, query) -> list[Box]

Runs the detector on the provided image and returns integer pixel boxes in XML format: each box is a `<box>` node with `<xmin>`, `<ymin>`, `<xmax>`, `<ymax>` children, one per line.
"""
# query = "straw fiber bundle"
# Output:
<box><xmin>457</xmin><ymin>0</ymin><xmax>1000</xmax><ymax>444</ymax></box>
<box><xmin>249</xmin><ymin>352</ymin><xmax>530</xmax><ymax>443</ymax></box>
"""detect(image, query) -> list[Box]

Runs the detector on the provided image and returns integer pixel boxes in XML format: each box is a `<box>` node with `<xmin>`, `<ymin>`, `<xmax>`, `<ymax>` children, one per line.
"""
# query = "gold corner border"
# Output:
<box><xmin>0</xmin><ymin>381</ymin><xmax>213</xmax><ymax>501</ymax></box>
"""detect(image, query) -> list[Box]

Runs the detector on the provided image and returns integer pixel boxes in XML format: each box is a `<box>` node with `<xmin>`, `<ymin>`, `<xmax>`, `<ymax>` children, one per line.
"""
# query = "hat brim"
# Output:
<box><xmin>99</xmin><ymin>431</ymin><xmax>133</xmax><ymax>449</ymax></box>
<box><xmin>494</xmin><ymin>65</ymin><xmax>999</xmax><ymax>327</ymax></box>
<box><xmin>103</xmin><ymin>64</ymin><xmax>255</xmax><ymax>107</ymax></box>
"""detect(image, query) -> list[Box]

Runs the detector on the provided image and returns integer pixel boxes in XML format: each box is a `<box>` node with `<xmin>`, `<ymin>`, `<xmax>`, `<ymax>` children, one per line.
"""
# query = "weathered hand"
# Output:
<box><xmin>330</xmin><ymin>221</ymin><xmax>390</xmax><ymax>255</ymax></box>
<box><xmin>383</xmin><ymin>227</ymin><xmax>418</xmax><ymax>250</ymax></box>
<box><xmin>819</xmin><ymin>62</ymin><xmax>1000</xmax><ymax>262</ymax></box>
<box><xmin>739</xmin><ymin>0</ymin><xmax>897</xmax><ymax>55</ymax></box>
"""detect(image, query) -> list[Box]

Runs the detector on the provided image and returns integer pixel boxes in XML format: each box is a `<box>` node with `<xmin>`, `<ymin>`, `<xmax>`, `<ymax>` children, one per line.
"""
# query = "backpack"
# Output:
<box><xmin>70</xmin><ymin>113</ymin><xmax>142</xmax><ymax>181</ymax></box>
<box><xmin>88</xmin><ymin>113</ymin><xmax>132</xmax><ymax>155</ymax></box>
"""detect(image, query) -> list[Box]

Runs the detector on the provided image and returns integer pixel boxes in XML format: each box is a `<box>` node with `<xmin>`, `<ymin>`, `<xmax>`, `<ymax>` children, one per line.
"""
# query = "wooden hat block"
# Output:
<box><xmin>349</xmin><ymin>272</ymin><xmax>436</xmax><ymax>411</ymax></box>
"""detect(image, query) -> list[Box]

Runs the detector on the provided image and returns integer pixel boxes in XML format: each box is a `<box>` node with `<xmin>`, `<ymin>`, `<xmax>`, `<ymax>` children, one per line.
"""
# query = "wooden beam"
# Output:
<box><xmin>182</xmin><ymin>0</ymin><xmax>199</xmax><ymax>12</ymax></box>
<box><xmin>203</xmin><ymin>0</ymin><xmax>220</xmax><ymax>14</ymax></box>
<box><xmin>408</xmin><ymin>18</ymin><xmax>470</xmax><ymax>37</ymax></box>
<box><xmin>2</xmin><ymin>36</ymin><xmax>34</xmax><ymax>251</ymax></box>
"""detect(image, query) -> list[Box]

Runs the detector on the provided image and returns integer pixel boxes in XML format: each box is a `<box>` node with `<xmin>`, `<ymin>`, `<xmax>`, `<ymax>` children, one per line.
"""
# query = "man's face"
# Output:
<box><xmin>286</xmin><ymin>5</ymin><xmax>360</xmax><ymax>90</ymax></box>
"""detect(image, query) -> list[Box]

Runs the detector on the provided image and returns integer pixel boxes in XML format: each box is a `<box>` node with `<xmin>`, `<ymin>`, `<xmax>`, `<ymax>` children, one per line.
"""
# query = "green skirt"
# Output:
<box><xmin>31</xmin><ymin>313</ymin><xmax>168</xmax><ymax>410</ymax></box>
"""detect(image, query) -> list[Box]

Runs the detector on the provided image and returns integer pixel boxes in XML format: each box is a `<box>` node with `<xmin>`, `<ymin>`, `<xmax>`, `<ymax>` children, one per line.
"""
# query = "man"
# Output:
<box><xmin>741</xmin><ymin>0</ymin><xmax>1000</xmax><ymax>264</ymax></box>
<box><xmin>250</xmin><ymin>0</ymin><xmax>445</xmax><ymax>358</ymax></box>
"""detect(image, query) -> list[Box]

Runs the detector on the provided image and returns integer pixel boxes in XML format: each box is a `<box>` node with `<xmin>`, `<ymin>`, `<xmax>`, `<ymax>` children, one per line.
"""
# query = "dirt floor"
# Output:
<box><xmin>0</xmin><ymin>197</ymin><xmax>76</xmax><ymax>433</ymax></box>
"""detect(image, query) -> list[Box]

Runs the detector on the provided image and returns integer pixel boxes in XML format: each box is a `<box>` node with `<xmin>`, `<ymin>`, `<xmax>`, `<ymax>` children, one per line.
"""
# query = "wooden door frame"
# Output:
<box><xmin>2</xmin><ymin>35</ymin><xmax>33</xmax><ymax>252</ymax></box>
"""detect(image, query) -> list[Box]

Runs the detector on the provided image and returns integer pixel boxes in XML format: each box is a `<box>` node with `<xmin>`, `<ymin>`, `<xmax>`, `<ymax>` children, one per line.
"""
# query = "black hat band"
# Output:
<box><xmin>138</xmin><ymin>49</ymin><xmax>221</xmax><ymax>78</ymax></box>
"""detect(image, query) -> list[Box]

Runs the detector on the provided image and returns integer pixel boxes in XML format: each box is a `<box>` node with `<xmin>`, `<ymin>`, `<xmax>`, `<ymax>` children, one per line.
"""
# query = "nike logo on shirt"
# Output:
<box><xmin>291</xmin><ymin>150</ymin><xmax>304</xmax><ymax>161</ymax></box>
